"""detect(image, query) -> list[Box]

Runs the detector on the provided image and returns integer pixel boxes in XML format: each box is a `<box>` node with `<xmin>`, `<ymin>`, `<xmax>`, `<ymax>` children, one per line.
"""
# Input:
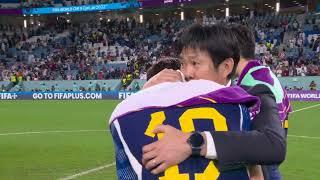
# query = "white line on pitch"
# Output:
<box><xmin>59</xmin><ymin>162</ymin><xmax>116</xmax><ymax>180</ymax></box>
<box><xmin>288</xmin><ymin>134</ymin><xmax>320</xmax><ymax>140</ymax></box>
<box><xmin>291</xmin><ymin>103</ymin><xmax>320</xmax><ymax>113</ymax></box>
<box><xmin>0</xmin><ymin>130</ymin><xmax>109</xmax><ymax>136</ymax></box>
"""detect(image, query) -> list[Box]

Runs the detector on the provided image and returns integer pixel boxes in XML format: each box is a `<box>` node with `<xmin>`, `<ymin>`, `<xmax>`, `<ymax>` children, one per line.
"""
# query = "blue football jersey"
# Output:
<box><xmin>111</xmin><ymin>103</ymin><xmax>252</xmax><ymax>180</ymax></box>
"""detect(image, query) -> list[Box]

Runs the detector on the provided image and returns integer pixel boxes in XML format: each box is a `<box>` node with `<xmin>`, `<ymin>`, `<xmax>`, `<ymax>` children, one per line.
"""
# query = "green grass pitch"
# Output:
<box><xmin>0</xmin><ymin>100</ymin><xmax>319</xmax><ymax>179</ymax></box>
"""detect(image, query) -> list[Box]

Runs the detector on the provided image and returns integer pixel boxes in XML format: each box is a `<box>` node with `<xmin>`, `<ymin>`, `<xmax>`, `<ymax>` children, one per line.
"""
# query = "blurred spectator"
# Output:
<box><xmin>55</xmin><ymin>84</ymin><xmax>60</xmax><ymax>91</ymax></box>
<box><xmin>95</xmin><ymin>83</ymin><xmax>101</xmax><ymax>91</ymax></box>
<box><xmin>293</xmin><ymin>86</ymin><xmax>304</xmax><ymax>90</ymax></box>
<box><xmin>121</xmin><ymin>77</ymin><xmax>127</xmax><ymax>90</ymax></box>
<box><xmin>102</xmin><ymin>82</ymin><xmax>107</xmax><ymax>91</ymax></box>
<box><xmin>0</xmin><ymin>84</ymin><xmax>6</xmax><ymax>92</ymax></box>
<box><xmin>310</xmin><ymin>81</ymin><xmax>317</xmax><ymax>90</ymax></box>
<box><xmin>41</xmin><ymin>83</ymin><xmax>47</xmax><ymax>91</ymax></box>
<box><xmin>73</xmin><ymin>82</ymin><xmax>79</xmax><ymax>91</ymax></box>
<box><xmin>88</xmin><ymin>81</ymin><xmax>93</xmax><ymax>91</ymax></box>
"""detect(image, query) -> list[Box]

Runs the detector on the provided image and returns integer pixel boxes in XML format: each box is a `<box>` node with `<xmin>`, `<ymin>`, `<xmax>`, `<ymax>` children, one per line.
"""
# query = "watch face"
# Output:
<box><xmin>189</xmin><ymin>132</ymin><xmax>204</xmax><ymax>148</ymax></box>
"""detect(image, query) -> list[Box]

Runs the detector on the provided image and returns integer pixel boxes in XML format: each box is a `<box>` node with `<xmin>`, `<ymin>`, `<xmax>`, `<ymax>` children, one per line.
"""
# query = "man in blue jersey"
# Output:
<box><xmin>142</xmin><ymin>24</ymin><xmax>286</xmax><ymax>179</ymax></box>
<box><xmin>110</xmin><ymin>24</ymin><xmax>263</xmax><ymax>179</ymax></box>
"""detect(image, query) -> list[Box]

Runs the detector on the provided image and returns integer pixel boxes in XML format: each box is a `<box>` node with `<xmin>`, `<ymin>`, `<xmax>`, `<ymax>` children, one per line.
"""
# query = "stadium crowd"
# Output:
<box><xmin>1</xmin><ymin>13</ymin><xmax>320</xmax><ymax>88</ymax></box>
<box><xmin>0</xmin><ymin>17</ymin><xmax>187</xmax><ymax>83</ymax></box>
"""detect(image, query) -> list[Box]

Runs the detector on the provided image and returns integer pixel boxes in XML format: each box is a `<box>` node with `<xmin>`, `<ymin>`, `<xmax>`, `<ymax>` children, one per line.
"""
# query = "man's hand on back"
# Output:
<box><xmin>143</xmin><ymin>69</ymin><xmax>183</xmax><ymax>89</ymax></box>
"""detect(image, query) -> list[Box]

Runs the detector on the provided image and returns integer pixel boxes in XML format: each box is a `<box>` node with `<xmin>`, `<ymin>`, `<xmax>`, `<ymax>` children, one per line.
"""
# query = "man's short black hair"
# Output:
<box><xmin>146</xmin><ymin>57</ymin><xmax>181</xmax><ymax>80</ymax></box>
<box><xmin>229</xmin><ymin>24</ymin><xmax>256</xmax><ymax>59</ymax></box>
<box><xmin>178</xmin><ymin>24</ymin><xmax>240</xmax><ymax>79</ymax></box>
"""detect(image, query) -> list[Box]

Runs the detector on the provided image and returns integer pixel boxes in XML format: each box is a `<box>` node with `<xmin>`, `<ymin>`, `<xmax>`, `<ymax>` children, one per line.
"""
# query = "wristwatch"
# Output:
<box><xmin>187</xmin><ymin>132</ymin><xmax>204</xmax><ymax>156</ymax></box>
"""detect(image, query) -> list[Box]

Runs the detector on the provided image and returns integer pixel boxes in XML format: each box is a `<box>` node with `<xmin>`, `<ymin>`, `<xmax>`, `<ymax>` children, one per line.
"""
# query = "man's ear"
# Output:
<box><xmin>222</xmin><ymin>58</ymin><xmax>235</xmax><ymax>78</ymax></box>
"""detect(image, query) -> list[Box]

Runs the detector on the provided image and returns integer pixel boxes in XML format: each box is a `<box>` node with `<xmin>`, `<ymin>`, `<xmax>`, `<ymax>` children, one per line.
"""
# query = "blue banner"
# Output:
<box><xmin>22</xmin><ymin>2</ymin><xmax>141</xmax><ymax>15</ymax></box>
<box><xmin>0</xmin><ymin>91</ymin><xmax>135</xmax><ymax>100</ymax></box>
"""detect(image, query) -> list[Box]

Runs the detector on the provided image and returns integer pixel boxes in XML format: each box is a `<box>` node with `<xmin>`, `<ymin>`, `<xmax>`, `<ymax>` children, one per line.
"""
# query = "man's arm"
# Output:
<box><xmin>142</xmin><ymin>84</ymin><xmax>286</xmax><ymax>174</ymax></box>
<box><xmin>210</xmin><ymin>85</ymin><xmax>286</xmax><ymax>165</ymax></box>
<box><xmin>248</xmin><ymin>165</ymin><xmax>264</xmax><ymax>180</ymax></box>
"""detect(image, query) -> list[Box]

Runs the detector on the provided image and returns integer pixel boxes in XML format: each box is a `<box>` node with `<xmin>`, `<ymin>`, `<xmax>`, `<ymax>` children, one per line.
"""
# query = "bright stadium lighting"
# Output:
<box><xmin>181</xmin><ymin>11</ymin><xmax>184</xmax><ymax>21</ymax></box>
<box><xmin>226</xmin><ymin>7</ymin><xmax>229</xmax><ymax>17</ymax></box>
<box><xmin>139</xmin><ymin>14</ymin><xmax>143</xmax><ymax>23</ymax></box>
<box><xmin>23</xmin><ymin>20</ymin><xmax>27</xmax><ymax>28</ymax></box>
<box><xmin>30</xmin><ymin>14</ymin><xmax>33</xmax><ymax>17</ymax></box>
<box><xmin>67</xmin><ymin>12</ymin><xmax>69</xmax><ymax>15</ymax></box>
<box><xmin>276</xmin><ymin>2</ymin><xmax>280</xmax><ymax>12</ymax></box>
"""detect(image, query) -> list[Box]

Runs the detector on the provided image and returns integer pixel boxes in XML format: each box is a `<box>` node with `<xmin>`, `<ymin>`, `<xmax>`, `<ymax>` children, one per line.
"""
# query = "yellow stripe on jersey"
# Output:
<box><xmin>198</xmin><ymin>96</ymin><xmax>217</xmax><ymax>104</ymax></box>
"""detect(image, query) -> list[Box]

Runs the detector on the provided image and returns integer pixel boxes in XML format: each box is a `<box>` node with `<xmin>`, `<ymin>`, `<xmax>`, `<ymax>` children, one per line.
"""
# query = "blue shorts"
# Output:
<box><xmin>265</xmin><ymin>165</ymin><xmax>282</xmax><ymax>180</ymax></box>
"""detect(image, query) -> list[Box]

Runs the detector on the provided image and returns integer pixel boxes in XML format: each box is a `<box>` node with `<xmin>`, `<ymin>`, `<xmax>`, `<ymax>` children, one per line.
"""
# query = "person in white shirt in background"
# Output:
<box><xmin>300</xmin><ymin>64</ymin><xmax>308</xmax><ymax>76</ymax></box>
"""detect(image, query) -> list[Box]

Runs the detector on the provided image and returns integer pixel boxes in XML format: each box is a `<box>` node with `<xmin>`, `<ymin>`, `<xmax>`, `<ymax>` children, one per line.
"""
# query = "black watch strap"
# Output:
<box><xmin>192</xmin><ymin>147</ymin><xmax>202</xmax><ymax>156</ymax></box>
<box><xmin>187</xmin><ymin>132</ymin><xmax>204</xmax><ymax>157</ymax></box>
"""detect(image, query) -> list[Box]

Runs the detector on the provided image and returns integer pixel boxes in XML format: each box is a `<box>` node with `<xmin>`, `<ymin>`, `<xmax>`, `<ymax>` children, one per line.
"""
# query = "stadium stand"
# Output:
<box><xmin>1</xmin><ymin>1</ymin><xmax>320</xmax><ymax>179</ymax></box>
<box><xmin>0</xmin><ymin>3</ymin><xmax>320</xmax><ymax>92</ymax></box>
